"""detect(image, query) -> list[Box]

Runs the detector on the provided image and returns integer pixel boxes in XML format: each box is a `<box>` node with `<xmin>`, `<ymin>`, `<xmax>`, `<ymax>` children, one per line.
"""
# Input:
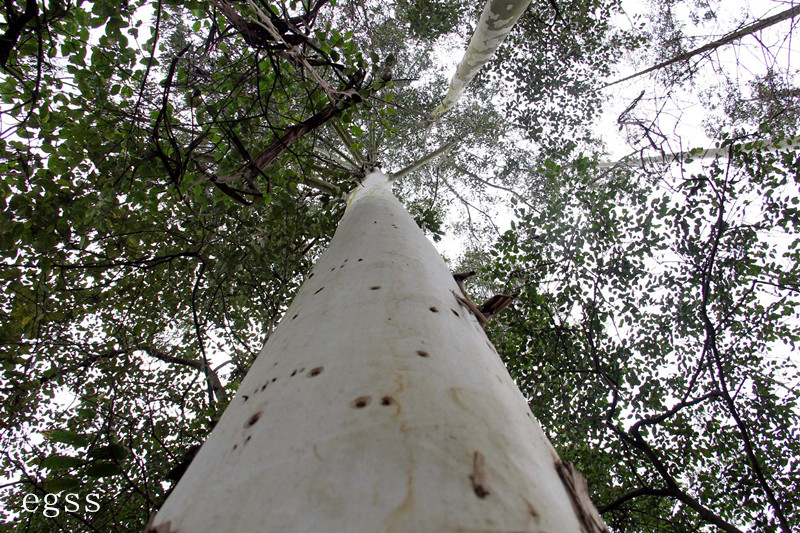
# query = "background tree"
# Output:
<box><xmin>455</xmin><ymin>1</ymin><xmax>800</xmax><ymax>530</ymax></box>
<box><xmin>475</xmin><ymin>140</ymin><xmax>800</xmax><ymax>531</ymax></box>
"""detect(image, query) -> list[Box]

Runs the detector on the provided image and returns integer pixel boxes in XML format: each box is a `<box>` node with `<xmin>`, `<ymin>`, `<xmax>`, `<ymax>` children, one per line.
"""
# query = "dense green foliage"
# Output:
<box><xmin>477</xmin><ymin>138</ymin><xmax>800</xmax><ymax>531</ymax></box>
<box><xmin>0</xmin><ymin>0</ymin><xmax>797</xmax><ymax>531</ymax></box>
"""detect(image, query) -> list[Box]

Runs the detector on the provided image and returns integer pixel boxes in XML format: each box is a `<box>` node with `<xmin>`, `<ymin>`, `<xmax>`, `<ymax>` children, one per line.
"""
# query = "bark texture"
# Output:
<box><xmin>150</xmin><ymin>171</ymin><xmax>605</xmax><ymax>532</ymax></box>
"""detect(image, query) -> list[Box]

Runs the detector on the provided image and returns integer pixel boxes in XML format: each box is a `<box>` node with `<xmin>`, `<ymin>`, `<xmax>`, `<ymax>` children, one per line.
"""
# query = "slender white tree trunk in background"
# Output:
<box><xmin>150</xmin><ymin>171</ymin><xmax>606</xmax><ymax>532</ymax></box>
<box><xmin>598</xmin><ymin>135</ymin><xmax>800</xmax><ymax>168</ymax></box>
<box><xmin>433</xmin><ymin>0</ymin><xmax>532</xmax><ymax>117</ymax></box>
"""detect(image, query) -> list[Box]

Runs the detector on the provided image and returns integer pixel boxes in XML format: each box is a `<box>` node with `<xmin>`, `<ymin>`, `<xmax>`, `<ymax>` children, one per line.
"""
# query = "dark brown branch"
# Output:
<box><xmin>248</xmin><ymin>95</ymin><xmax>356</xmax><ymax>176</ymax></box>
<box><xmin>152</xmin><ymin>45</ymin><xmax>192</xmax><ymax>187</ymax></box>
<box><xmin>0</xmin><ymin>0</ymin><xmax>37</xmax><ymax>67</ymax></box>
<box><xmin>629</xmin><ymin>390</ymin><xmax>720</xmax><ymax>435</ymax></box>
<box><xmin>607</xmin><ymin>423</ymin><xmax>745</xmax><ymax>533</ymax></box>
<box><xmin>698</xmin><ymin>155</ymin><xmax>791</xmax><ymax>532</ymax></box>
<box><xmin>35</xmin><ymin>344</ymin><xmax>226</xmax><ymax>405</ymax></box>
<box><xmin>132</xmin><ymin>0</ymin><xmax>162</xmax><ymax>122</ymax></box>
<box><xmin>137</xmin><ymin>345</ymin><xmax>226</xmax><ymax>404</ymax></box>
<box><xmin>38</xmin><ymin>348</ymin><xmax>126</xmax><ymax>386</ymax></box>
<box><xmin>598</xmin><ymin>487</ymin><xmax>675</xmax><ymax>514</ymax></box>
<box><xmin>219</xmin><ymin>88</ymin><xmax>366</xmax><ymax>196</ymax></box>
<box><xmin>53</xmin><ymin>250</ymin><xmax>203</xmax><ymax>271</ymax></box>
<box><xmin>188</xmin><ymin>257</ymin><xmax>218</xmax><ymax>406</ymax></box>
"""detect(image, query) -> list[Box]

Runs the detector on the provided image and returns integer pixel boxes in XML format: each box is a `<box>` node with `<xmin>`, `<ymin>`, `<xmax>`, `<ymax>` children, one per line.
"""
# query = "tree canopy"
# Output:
<box><xmin>1</xmin><ymin>0</ymin><xmax>798</xmax><ymax>531</ymax></box>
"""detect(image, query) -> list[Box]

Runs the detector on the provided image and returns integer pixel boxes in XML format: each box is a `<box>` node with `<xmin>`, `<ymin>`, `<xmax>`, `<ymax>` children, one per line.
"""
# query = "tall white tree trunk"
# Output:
<box><xmin>598</xmin><ymin>135</ymin><xmax>800</xmax><ymax>168</ymax></box>
<box><xmin>433</xmin><ymin>0</ymin><xmax>532</xmax><ymax>117</ymax></box>
<box><xmin>149</xmin><ymin>171</ymin><xmax>607</xmax><ymax>532</ymax></box>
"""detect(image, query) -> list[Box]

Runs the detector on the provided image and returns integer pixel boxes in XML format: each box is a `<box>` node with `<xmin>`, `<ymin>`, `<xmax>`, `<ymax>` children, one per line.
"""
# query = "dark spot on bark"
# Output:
<box><xmin>526</xmin><ymin>500</ymin><xmax>539</xmax><ymax>518</ymax></box>
<box><xmin>314</xmin><ymin>287</ymin><xmax>324</xmax><ymax>295</ymax></box>
<box><xmin>245</xmin><ymin>435</ymin><xmax>251</xmax><ymax>444</ymax></box>
<box><xmin>417</xmin><ymin>350</ymin><xmax>430</xmax><ymax>358</ymax></box>
<box><xmin>331</xmin><ymin>267</ymin><xmax>336</xmax><ymax>271</ymax></box>
<box><xmin>451</xmin><ymin>309</ymin><xmax>460</xmax><ymax>317</ymax></box>
<box><xmin>308</xmin><ymin>272</ymin><xmax>314</xmax><ymax>278</ymax></box>
<box><xmin>233</xmin><ymin>444</ymin><xmax>238</xmax><ymax>450</ymax></box>
<box><xmin>261</xmin><ymin>382</ymin><xmax>268</xmax><ymax>391</ymax></box>
<box><xmin>292</xmin><ymin>314</ymin><xmax>298</xmax><ymax>320</ymax></box>
<box><xmin>381</xmin><ymin>396</ymin><xmax>395</xmax><ymax>406</ymax></box>
<box><xmin>370</xmin><ymin>286</ymin><xmax>381</xmax><ymax>290</ymax></box>
<box><xmin>470</xmin><ymin>451</ymin><xmax>489</xmax><ymax>499</ymax></box>
<box><xmin>351</xmin><ymin>396</ymin><xmax>371</xmax><ymax>409</ymax></box>
<box><xmin>358</xmin><ymin>258</ymin><xmax>363</xmax><ymax>261</ymax></box>
<box><xmin>429</xmin><ymin>306</ymin><xmax>439</xmax><ymax>312</ymax></box>
<box><xmin>245</xmin><ymin>412</ymin><xmax>262</xmax><ymax>428</ymax></box>
<box><xmin>308</xmin><ymin>367</ymin><xmax>324</xmax><ymax>377</ymax></box>
<box><xmin>272</xmin><ymin>377</ymin><xmax>277</xmax><ymax>382</ymax></box>
<box><xmin>291</xmin><ymin>369</ymin><xmax>297</xmax><ymax>377</ymax></box>
<box><xmin>242</xmin><ymin>395</ymin><xmax>249</xmax><ymax>402</ymax></box>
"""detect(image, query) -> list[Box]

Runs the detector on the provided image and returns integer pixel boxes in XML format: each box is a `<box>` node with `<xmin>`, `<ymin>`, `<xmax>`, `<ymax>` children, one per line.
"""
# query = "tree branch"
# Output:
<box><xmin>0</xmin><ymin>0</ymin><xmax>37</xmax><ymax>67</ymax></box>
<box><xmin>136</xmin><ymin>345</ymin><xmax>227</xmax><ymax>404</ymax></box>
<box><xmin>605</xmin><ymin>5</ymin><xmax>800</xmax><ymax>88</ymax></box>
<box><xmin>698</xmin><ymin>156</ymin><xmax>791</xmax><ymax>532</ymax></box>
<box><xmin>390</xmin><ymin>140</ymin><xmax>458</xmax><ymax>181</ymax></box>
<box><xmin>607</xmin><ymin>423</ymin><xmax>745</xmax><ymax>533</ymax></box>
<box><xmin>629</xmin><ymin>390</ymin><xmax>720</xmax><ymax>436</ymax></box>
<box><xmin>218</xmin><ymin>92</ymin><xmax>366</xmax><ymax>196</ymax></box>
<box><xmin>597</xmin><ymin>486</ymin><xmax>675</xmax><ymax>514</ymax></box>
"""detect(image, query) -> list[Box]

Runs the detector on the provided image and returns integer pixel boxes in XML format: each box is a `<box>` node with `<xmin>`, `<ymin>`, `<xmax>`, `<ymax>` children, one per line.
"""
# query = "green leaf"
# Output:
<box><xmin>85</xmin><ymin>461</ymin><xmax>123</xmax><ymax>478</ymax></box>
<box><xmin>43</xmin><ymin>430</ymin><xmax>89</xmax><ymax>448</ymax></box>
<box><xmin>41</xmin><ymin>455</ymin><xmax>86</xmax><ymax>470</ymax></box>
<box><xmin>43</xmin><ymin>477</ymin><xmax>81</xmax><ymax>492</ymax></box>
<box><xmin>88</xmin><ymin>443</ymin><xmax>128</xmax><ymax>461</ymax></box>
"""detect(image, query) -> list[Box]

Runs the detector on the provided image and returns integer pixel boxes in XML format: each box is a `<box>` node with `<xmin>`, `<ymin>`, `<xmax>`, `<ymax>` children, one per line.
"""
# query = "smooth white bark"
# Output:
<box><xmin>433</xmin><ymin>0</ymin><xmax>532</xmax><ymax>118</ymax></box>
<box><xmin>390</xmin><ymin>140</ymin><xmax>457</xmax><ymax>181</ymax></box>
<box><xmin>599</xmin><ymin>136</ymin><xmax>800</xmax><ymax>168</ymax></box>
<box><xmin>150</xmin><ymin>171</ymin><xmax>605</xmax><ymax>532</ymax></box>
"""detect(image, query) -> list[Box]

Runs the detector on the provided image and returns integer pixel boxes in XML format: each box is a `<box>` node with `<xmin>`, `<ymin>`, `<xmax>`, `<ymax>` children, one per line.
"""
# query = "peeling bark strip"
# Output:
<box><xmin>453</xmin><ymin>289</ymin><xmax>490</xmax><ymax>328</ymax></box>
<box><xmin>432</xmin><ymin>0</ymin><xmax>532</xmax><ymax>117</ymax></box>
<box><xmin>555</xmin><ymin>460</ymin><xmax>610</xmax><ymax>533</ymax></box>
<box><xmin>479</xmin><ymin>294</ymin><xmax>515</xmax><ymax>319</ymax></box>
